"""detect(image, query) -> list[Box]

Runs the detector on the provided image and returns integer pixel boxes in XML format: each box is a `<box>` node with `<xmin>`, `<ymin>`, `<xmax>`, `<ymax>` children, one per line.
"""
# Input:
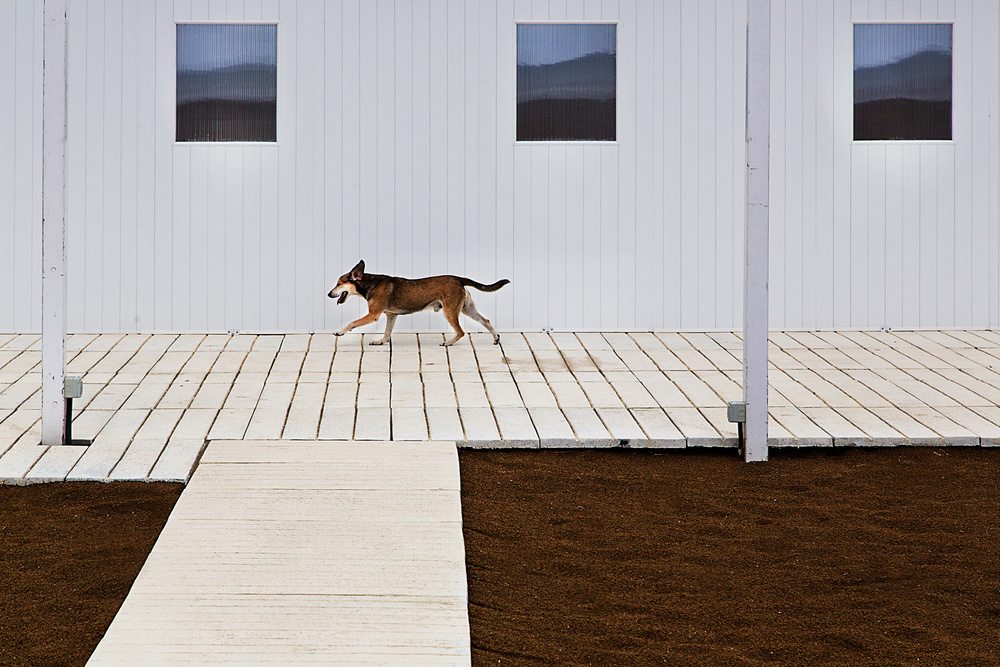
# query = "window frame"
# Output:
<box><xmin>514</xmin><ymin>21</ymin><xmax>619</xmax><ymax>145</ymax></box>
<box><xmin>851</xmin><ymin>20</ymin><xmax>954</xmax><ymax>144</ymax></box>
<box><xmin>174</xmin><ymin>21</ymin><xmax>279</xmax><ymax>145</ymax></box>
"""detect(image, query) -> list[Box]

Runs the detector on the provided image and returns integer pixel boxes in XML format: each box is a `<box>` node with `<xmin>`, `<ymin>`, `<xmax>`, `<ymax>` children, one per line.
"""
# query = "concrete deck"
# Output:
<box><xmin>3</xmin><ymin>329</ymin><xmax>1000</xmax><ymax>483</ymax></box>
<box><xmin>86</xmin><ymin>440</ymin><xmax>470</xmax><ymax>666</ymax></box>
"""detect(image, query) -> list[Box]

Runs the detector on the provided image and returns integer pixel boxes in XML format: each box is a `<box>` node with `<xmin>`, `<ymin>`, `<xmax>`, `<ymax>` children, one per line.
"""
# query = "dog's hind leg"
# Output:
<box><xmin>441</xmin><ymin>306</ymin><xmax>466</xmax><ymax>347</ymax></box>
<box><xmin>462</xmin><ymin>296</ymin><xmax>500</xmax><ymax>344</ymax></box>
<box><xmin>370</xmin><ymin>313</ymin><xmax>397</xmax><ymax>346</ymax></box>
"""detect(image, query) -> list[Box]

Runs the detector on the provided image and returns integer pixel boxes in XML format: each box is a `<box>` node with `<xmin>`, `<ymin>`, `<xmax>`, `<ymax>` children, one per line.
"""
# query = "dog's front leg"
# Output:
<box><xmin>370</xmin><ymin>314</ymin><xmax>397</xmax><ymax>345</ymax></box>
<box><xmin>334</xmin><ymin>312</ymin><xmax>382</xmax><ymax>336</ymax></box>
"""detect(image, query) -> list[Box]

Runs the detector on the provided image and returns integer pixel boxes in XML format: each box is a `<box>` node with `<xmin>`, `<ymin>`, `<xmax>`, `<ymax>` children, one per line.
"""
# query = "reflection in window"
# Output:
<box><xmin>854</xmin><ymin>23</ymin><xmax>952</xmax><ymax>141</ymax></box>
<box><xmin>517</xmin><ymin>23</ymin><xmax>616</xmax><ymax>142</ymax></box>
<box><xmin>176</xmin><ymin>24</ymin><xmax>277</xmax><ymax>142</ymax></box>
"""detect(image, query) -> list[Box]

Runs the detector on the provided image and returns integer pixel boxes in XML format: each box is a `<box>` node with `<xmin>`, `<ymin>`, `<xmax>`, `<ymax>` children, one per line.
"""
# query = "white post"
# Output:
<box><xmin>41</xmin><ymin>0</ymin><xmax>68</xmax><ymax>446</ymax></box>
<box><xmin>743</xmin><ymin>0</ymin><xmax>770</xmax><ymax>462</ymax></box>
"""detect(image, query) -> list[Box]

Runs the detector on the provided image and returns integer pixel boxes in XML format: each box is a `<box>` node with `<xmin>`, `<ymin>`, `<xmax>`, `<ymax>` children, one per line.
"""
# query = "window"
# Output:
<box><xmin>516</xmin><ymin>23</ymin><xmax>616</xmax><ymax>142</ymax></box>
<box><xmin>176</xmin><ymin>23</ymin><xmax>277</xmax><ymax>142</ymax></box>
<box><xmin>854</xmin><ymin>23</ymin><xmax>952</xmax><ymax>141</ymax></box>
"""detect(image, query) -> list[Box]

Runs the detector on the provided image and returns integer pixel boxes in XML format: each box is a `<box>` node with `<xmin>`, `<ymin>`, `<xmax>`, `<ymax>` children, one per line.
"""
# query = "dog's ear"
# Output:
<box><xmin>350</xmin><ymin>260</ymin><xmax>365</xmax><ymax>282</ymax></box>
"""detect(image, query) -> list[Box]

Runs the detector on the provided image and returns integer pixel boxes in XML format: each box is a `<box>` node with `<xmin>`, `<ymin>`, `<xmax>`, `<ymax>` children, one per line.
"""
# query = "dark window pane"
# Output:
<box><xmin>517</xmin><ymin>23</ymin><xmax>616</xmax><ymax>142</ymax></box>
<box><xmin>176</xmin><ymin>24</ymin><xmax>277</xmax><ymax>142</ymax></box>
<box><xmin>854</xmin><ymin>23</ymin><xmax>952</xmax><ymax>141</ymax></box>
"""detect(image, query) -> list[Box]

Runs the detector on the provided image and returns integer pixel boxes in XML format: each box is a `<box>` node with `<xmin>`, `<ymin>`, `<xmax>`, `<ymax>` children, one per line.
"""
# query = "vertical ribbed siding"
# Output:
<box><xmin>4</xmin><ymin>0</ymin><xmax>995</xmax><ymax>333</ymax></box>
<box><xmin>0</xmin><ymin>1</ymin><xmax>42</xmax><ymax>332</ymax></box>
<box><xmin>770</xmin><ymin>0</ymin><xmax>999</xmax><ymax>330</ymax></box>
<box><xmin>0</xmin><ymin>2</ymin><xmax>15</xmax><ymax>329</ymax></box>
<box><xmin>11</xmin><ymin>0</ymin><xmax>749</xmax><ymax>333</ymax></box>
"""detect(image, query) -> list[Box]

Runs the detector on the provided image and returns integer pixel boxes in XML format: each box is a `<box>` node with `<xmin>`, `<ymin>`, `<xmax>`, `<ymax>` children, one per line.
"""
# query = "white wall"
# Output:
<box><xmin>2</xmin><ymin>0</ymin><xmax>998</xmax><ymax>333</ymax></box>
<box><xmin>0</xmin><ymin>1</ymin><xmax>43</xmax><ymax>333</ymax></box>
<box><xmin>770</xmin><ymin>0</ymin><xmax>1000</xmax><ymax>330</ymax></box>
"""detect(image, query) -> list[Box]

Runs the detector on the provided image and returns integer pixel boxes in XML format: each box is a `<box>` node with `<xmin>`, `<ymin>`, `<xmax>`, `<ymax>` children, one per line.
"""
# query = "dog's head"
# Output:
<box><xmin>327</xmin><ymin>260</ymin><xmax>365</xmax><ymax>304</ymax></box>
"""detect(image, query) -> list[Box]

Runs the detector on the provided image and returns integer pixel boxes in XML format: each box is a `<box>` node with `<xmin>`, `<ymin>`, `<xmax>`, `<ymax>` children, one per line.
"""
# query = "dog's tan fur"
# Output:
<box><xmin>328</xmin><ymin>260</ymin><xmax>509</xmax><ymax>346</ymax></box>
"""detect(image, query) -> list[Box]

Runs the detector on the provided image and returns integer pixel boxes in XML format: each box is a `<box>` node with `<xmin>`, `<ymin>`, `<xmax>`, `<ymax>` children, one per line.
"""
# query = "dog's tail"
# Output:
<box><xmin>461</xmin><ymin>278</ymin><xmax>510</xmax><ymax>293</ymax></box>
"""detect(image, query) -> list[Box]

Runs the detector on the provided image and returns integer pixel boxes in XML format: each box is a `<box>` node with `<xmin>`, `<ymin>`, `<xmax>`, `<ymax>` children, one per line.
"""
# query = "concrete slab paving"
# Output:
<box><xmin>492</xmin><ymin>408</ymin><xmax>539</xmax><ymax>448</ymax></box>
<box><xmin>701</xmin><ymin>407</ymin><xmax>741</xmax><ymax>446</ymax></box>
<box><xmin>6</xmin><ymin>330</ymin><xmax>1000</xmax><ymax>482</ymax></box>
<box><xmin>667</xmin><ymin>407</ymin><xmax>723</xmax><ymax>447</ymax></box>
<box><xmin>392</xmin><ymin>407</ymin><xmax>430</xmax><ymax>441</ymax></box>
<box><xmin>148</xmin><ymin>439</ymin><xmax>207</xmax><ymax>482</ymax></box>
<box><xmin>940</xmin><ymin>406</ymin><xmax>1000</xmax><ymax>446</ymax></box>
<box><xmin>426</xmin><ymin>407</ymin><xmax>466</xmax><ymax>442</ymax></box>
<box><xmin>109</xmin><ymin>439</ymin><xmax>170</xmax><ymax>481</ymax></box>
<box><xmin>596</xmin><ymin>407</ymin><xmax>646</xmax><ymax>444</ymax></box>
<box><xmin>88</xmin><ymin>440</ymin><xmax>470</xmax><ymax>665</ymax></box>
<box><xmin>765</xmin><ymin>416</ymin><xmax>797</xmax><ymax>447</ymax></box>
<box><xmin>24</xmin><ymin>444</ymin><xmax>88</xmax><ymax>483</ymax></box>
<box><xmin>904</xmin><ymin>406</ymin><xmax>979</xmax><ymax>445</ymax></box>
<box><xmin>870</xmin><ymin>406</ymin><xmax>944</xmax><ymax>445</ymax></box>
<box><xmin>458</xmin><ymin>407</ymin><xmax>502</xmax><ymax>448</ymax></box>
<box><xmin>354</xmin><ymin>408</ymin><xmax>392</xmax><ymax>441</ymax></box>
<box><xmin>629</xmin><ymin>408</ymin><xmax>686</xmax><ymax>448</ymax></box>
<box><xmin>527</xmin><ymin>407</ymin><xmax>577</xmax><ymax>447</ymax></box>
<box><xmin>768</xmin><ymin>406</ymin><xmax>832</xmax><ymax>447</ymax></box>
<box><xmin>800</xmin><ymin>407</ymin><xmax>872</xmax><ymax>447</ymax></box>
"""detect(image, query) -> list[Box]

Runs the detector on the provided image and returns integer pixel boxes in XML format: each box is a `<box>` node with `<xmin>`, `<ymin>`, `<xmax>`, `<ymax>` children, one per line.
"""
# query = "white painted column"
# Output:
<box><xmin>743</xmin><ymin>0</ymin><xmax>770</xmax><ymax>462</ymax></box>
<box><xmin>41</xmin><ymin>0</ymin><xmax>68</xmax><ymax>446</ymax></box>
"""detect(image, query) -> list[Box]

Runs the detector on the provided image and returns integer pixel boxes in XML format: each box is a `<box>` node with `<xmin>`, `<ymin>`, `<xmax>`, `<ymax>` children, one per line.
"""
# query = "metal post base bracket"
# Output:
<box><xmin>728</xmin><ymin>401</ymin><xmax>747</xmax><ymax>456</ymax></box>
<box><xmin>63</xmin><ymin>376</ymin><xmax>91</xmax><ymax>447</ymax></box>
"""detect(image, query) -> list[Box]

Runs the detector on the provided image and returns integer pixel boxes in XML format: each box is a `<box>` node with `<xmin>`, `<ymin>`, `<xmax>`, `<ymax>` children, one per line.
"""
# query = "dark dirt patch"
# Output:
<box><xmin>461</xmin><ymin>447</ymin><xmax>1000</xmax><ymax>667</ymax></box>
<box><xmin>4</xmin><ymin>449</ymin><xmax>1000</xmax><ymax>667</ymax></box>
<box><xmin>0</xmin><ymin>482</ymin><xmax>182</xmax><ymax>667</ymax></box>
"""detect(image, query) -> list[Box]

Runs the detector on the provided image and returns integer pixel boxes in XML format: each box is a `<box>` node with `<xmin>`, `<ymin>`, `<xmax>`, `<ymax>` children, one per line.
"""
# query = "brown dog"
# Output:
<box><xmin>328</xmin><ymin>260</ymin><xmax>509</xmax><ymax>346</ymax></box>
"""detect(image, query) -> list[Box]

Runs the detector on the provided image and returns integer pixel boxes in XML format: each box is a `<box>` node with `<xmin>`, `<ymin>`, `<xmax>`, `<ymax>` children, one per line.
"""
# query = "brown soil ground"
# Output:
<box><xmin>0</xmin><ymin>482</ymin><xmax>183</xmax><ymax>667</ymax></box>
<box><xmin>3</xmin><ymin>448</ymin><xmax>999</xmax><ymax>667</ymax></box>
<box><xmin>461</xmin><ymin>448</ymin><xmax>1000</xmax><ymax>667</ymax></box>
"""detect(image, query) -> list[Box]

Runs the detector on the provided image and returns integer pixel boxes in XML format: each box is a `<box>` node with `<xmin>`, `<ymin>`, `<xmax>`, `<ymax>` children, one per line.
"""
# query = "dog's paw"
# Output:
<box><xmin>493</xmin><ymin>336</ymin><xmax>501</xmax><ymax>345</ymax></box>
<box><xmin>333</xmin><ymin>330</ymin><xmax>345</xmax><ymax>337</ymax></box>
<box><xmin>369</xmin><ymin>340</ymin><xmax>386</xmax><ymax>346</ymax></box>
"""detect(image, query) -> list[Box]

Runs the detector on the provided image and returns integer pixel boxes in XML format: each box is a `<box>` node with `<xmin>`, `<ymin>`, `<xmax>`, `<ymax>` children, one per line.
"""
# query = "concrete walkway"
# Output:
<box><xmin>87</xmin><ymin>440</ymin><xmax>470</xmax><ymax>666</ymax></box>
<box><xmin>3</xmin><ymin>329</ymin><xmax>1000</xmax><ymax>483</ymax></box>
